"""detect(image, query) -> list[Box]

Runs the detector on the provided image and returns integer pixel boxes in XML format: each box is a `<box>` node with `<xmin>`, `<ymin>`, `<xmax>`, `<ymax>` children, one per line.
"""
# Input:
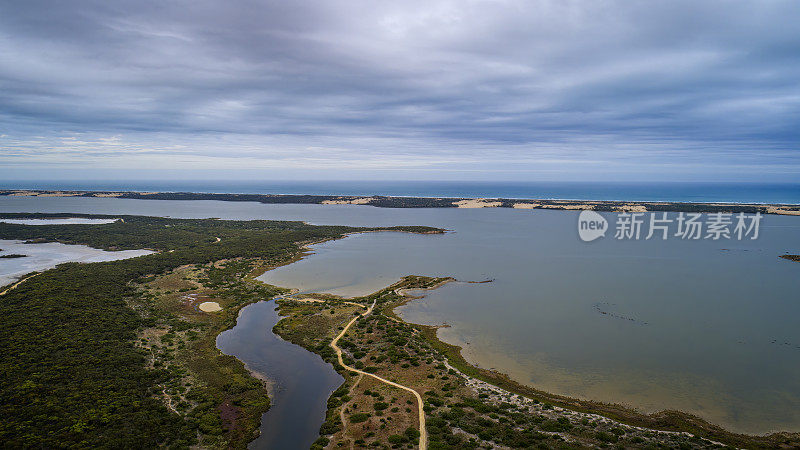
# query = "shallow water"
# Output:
<box><xmin>258</xmin><ymin>210</ymin><xmax>800</xmax><ymax>434</ymax></box>
<box><xmin>216</xmin><ymin>300</ymin><xmax>343</xmax><ymax>450</ymax></box>
<box><xmin>2</xmin><ymin>195</ymin><xmax>799</xmax><ymax>434</ymax></box>
<box><xmin>0</xmin><ymin>239</ymin><xmax>152</xmax><ymax>287</ymax></box>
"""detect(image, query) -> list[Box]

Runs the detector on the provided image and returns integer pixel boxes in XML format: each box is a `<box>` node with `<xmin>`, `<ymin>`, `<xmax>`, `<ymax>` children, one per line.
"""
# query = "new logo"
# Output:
<box><xmin>578</xmin><ymin>210</ymin><xmax>607</xmax><ymax>242</ymax></box>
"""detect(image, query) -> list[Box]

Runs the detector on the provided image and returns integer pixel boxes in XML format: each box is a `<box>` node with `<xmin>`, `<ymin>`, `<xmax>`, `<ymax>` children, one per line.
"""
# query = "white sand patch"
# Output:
<box><xmin>512</xmin><ymin>202</ymin><xmax>540</xmax><ymax>209</ymax></box>
<box><xmin>321</xmin><ymin>197</ymin><xmax>375</xmax><ymax>205</ymax></box>
<box><xmin>541</xmin><ymin>204</ymin><xmax>594</xmax><ymax>210</ymax></box>
<box><xmin>349</xmin><ymin>197</ymin><xmax>374</xmax><ymax>205</ymax></box>
<box><xmin>35</xmin><ymin>192</ymin><xmax>77</xmax><ymax>197</ymax></box>
<box><xmin>618</xmin><ymin>204</ymin><xmax>648</xmax><ymax>212</ymax></box>
<box><xmin>454</xmin><ymin>199</ymin><xmax>502</xmax><ymax>208</ymax></box>
<box><xmin>198</xmin><ymin>301</ymin><xmax>222</xmax><ymax>312</ymax></box>
<box><xmin>766</xmin><ymin>207</ymin><xmax>800</xmax><ymax>215</ymax></box>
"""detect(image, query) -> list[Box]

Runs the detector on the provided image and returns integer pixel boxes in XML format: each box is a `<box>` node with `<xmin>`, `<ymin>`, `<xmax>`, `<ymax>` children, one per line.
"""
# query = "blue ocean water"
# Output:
<box><xmin>1</xmin><ymin>180</ymin><xmax>798</xmax><ymax>204</ymax></box>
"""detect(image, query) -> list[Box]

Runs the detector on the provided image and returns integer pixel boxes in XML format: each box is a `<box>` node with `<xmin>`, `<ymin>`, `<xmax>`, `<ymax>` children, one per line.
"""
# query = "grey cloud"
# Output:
<box><xmin>0</xmin><ymin>0</ymin><xmax>798</xmax><ymax>178</ymax></box>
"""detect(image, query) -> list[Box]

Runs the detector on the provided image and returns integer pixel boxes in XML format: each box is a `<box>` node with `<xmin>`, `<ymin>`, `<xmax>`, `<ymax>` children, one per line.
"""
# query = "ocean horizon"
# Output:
<box><xmin>1</xmin><ymin>180</ymin><xmax>799</xmax><ymax>205</ymax></box>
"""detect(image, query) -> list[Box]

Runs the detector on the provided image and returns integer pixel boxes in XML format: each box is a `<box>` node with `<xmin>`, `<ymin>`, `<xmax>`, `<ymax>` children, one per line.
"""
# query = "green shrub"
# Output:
<box><xmin>387</xmin><ymin>434</ymin><xmax>408</xmax><ymax>444</ymax></box>
<box><xmin>404</xmin><ymin>426</ymin><xmax>420</xmax><ymax>442</ymax></box>
<box><xmin>596</xmin><ymin>431</ymin><xmax>619</xmax><ymax>443</ymax></box>
<box><xmin>312</xmin><ymin>436</ymin><xmax>330</xmax><ymax>449</ymax></box>
<box><xmin>350</xmin><ymin>413</ymin><xmax>371</xmax><ymax>423</ymax></box>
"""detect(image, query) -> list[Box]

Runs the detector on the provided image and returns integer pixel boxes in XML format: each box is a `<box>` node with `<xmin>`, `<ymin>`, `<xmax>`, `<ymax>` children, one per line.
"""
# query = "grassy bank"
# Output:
<box><xmin>131</xmin><ymin>259</ymin><xmax>284</xmax><ymax>448</ymax></box>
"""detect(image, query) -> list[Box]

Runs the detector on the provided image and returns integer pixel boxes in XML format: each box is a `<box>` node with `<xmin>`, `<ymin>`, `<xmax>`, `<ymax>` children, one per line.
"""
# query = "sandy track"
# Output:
<box><xmin>0</xmin><ymin>273</ymin><xmax>39</xmax><ymax>296</ymax></box>
<box><xmin>330</xmin><ymin>300</ymin><xmax>427</xmax><ymax>450</ymax></box>
<box><xmin>273</xmin><ymin>292</ymin><xmax>427</xmax><ymax>448</ymax></box>
<box><xmin>339</xmin><ymin>373</ymin><xmax>363</xmax><ymax>450</ymax></box>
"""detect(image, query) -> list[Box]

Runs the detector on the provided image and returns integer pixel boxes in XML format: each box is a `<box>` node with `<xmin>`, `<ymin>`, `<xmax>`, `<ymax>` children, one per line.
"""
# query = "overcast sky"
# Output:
<box><xmin>1</xmin><ymin>0</ymin><xmax>799</xmax><ymax>182</ymax></box>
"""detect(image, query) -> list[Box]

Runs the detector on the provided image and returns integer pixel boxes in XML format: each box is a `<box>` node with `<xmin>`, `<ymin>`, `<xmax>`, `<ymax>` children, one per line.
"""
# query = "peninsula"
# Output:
<box><xmin>3</xmin><ymin>189</ymin><xmax>800</xmax><ymax>215</ymax></box>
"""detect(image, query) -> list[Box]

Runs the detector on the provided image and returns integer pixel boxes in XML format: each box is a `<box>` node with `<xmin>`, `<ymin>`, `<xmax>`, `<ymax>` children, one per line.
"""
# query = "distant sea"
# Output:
<box><xmin>1</xmin><ymin>180</ymin><xmax>798</xmax><ymax>204</ymax></box>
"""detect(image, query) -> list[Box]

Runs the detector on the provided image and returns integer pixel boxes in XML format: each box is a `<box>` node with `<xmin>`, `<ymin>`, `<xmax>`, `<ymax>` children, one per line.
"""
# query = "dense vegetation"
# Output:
<box><xmin>0</xmin><ymin>214</ymin><xmax>441</xmax><ymax>447</ymax></box>
<box><xmin>130</xmin><ymin>258</ymin><xmax>283</xmax><ymax>447</ymax></box>
<box><xmin>0</xmin><ymin>212</ymin><xmax>438</xmax><ymax>252</ymax></box>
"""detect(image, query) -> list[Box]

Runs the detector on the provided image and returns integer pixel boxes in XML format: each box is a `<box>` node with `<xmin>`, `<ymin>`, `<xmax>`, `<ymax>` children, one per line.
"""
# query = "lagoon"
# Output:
<box><xmin>217</xmin><ymin>300</ymin><xmax>343</xmax><ymax>450</ymax></box>
<box><xmin>258</xmin><ymin>210</ymin><xmax>800</xmax><ymax>434</ymax></box>
<box><xmin>0</xmin><ymin>239</ymin><xmax>152</xmax><ymax>287</ymax></box>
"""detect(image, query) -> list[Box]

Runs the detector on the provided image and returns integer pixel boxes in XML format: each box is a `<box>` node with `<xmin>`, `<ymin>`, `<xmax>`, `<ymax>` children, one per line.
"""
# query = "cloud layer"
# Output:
<box><xmin>1</xmin><ymin>0</ymin><xmax>799</xmax><ymax>180</ymax></box>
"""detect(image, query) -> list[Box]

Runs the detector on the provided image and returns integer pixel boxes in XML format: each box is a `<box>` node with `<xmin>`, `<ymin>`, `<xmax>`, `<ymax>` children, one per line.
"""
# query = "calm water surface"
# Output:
<box><xmin>216</xmin><ymin>301</ymin><xmax>342</xmax><ymax>450</ymax></box>
<box><xmin>2</xmin><ymin>195</ymin><xmax>799</xmax><ymax>434</ymax></box>
<box><xmin>0</xmin><ymin>238</ymin><xmax>152</xmax><ymax>287</ymax></box>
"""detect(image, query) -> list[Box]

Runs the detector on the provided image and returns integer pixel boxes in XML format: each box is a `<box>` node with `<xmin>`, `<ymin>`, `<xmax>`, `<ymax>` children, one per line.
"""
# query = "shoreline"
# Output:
<box><xmin>3</xmin><ymin>189</ymin><xmax>800</xmax><ymax>215</ymax></box>
<box><xmin>215</xmin><ymin>229</ymin><xmax>447</xmax><ymax>447</ymax></box>
<box><xmin>243</xmin><ymin>230</ymin><xmax>800</xmax><ymax>447</ymax></box>
<box><xmin>257</xmin><ymin>261</ymin><xmax>800</xmax><ymax>448</ymax></box>
<box><xmin>3</xmin><ymin>186</ymin><xmax>800</xmax><ymax>204</ymax></box>
<box><xmin>384</xmin><ymin>280</ymin><xmax>800</xmax><ymax>448</ymax></box>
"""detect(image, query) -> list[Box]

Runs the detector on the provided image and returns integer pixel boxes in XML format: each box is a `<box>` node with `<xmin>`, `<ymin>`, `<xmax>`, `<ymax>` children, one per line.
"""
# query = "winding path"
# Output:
<box><xmin>0</xmin><ymin>272</ymin><xmax>39</xmax><ymax>296</ymax></box>
<box><xmin>329</xmin><ymin>300</ymin><xmax>427</xmax><ymax>450</ymax></box>
<box><xmin>271</xmin><ymin>291</ymin><xmax>427</xmax><ymax>448</ymax></box>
